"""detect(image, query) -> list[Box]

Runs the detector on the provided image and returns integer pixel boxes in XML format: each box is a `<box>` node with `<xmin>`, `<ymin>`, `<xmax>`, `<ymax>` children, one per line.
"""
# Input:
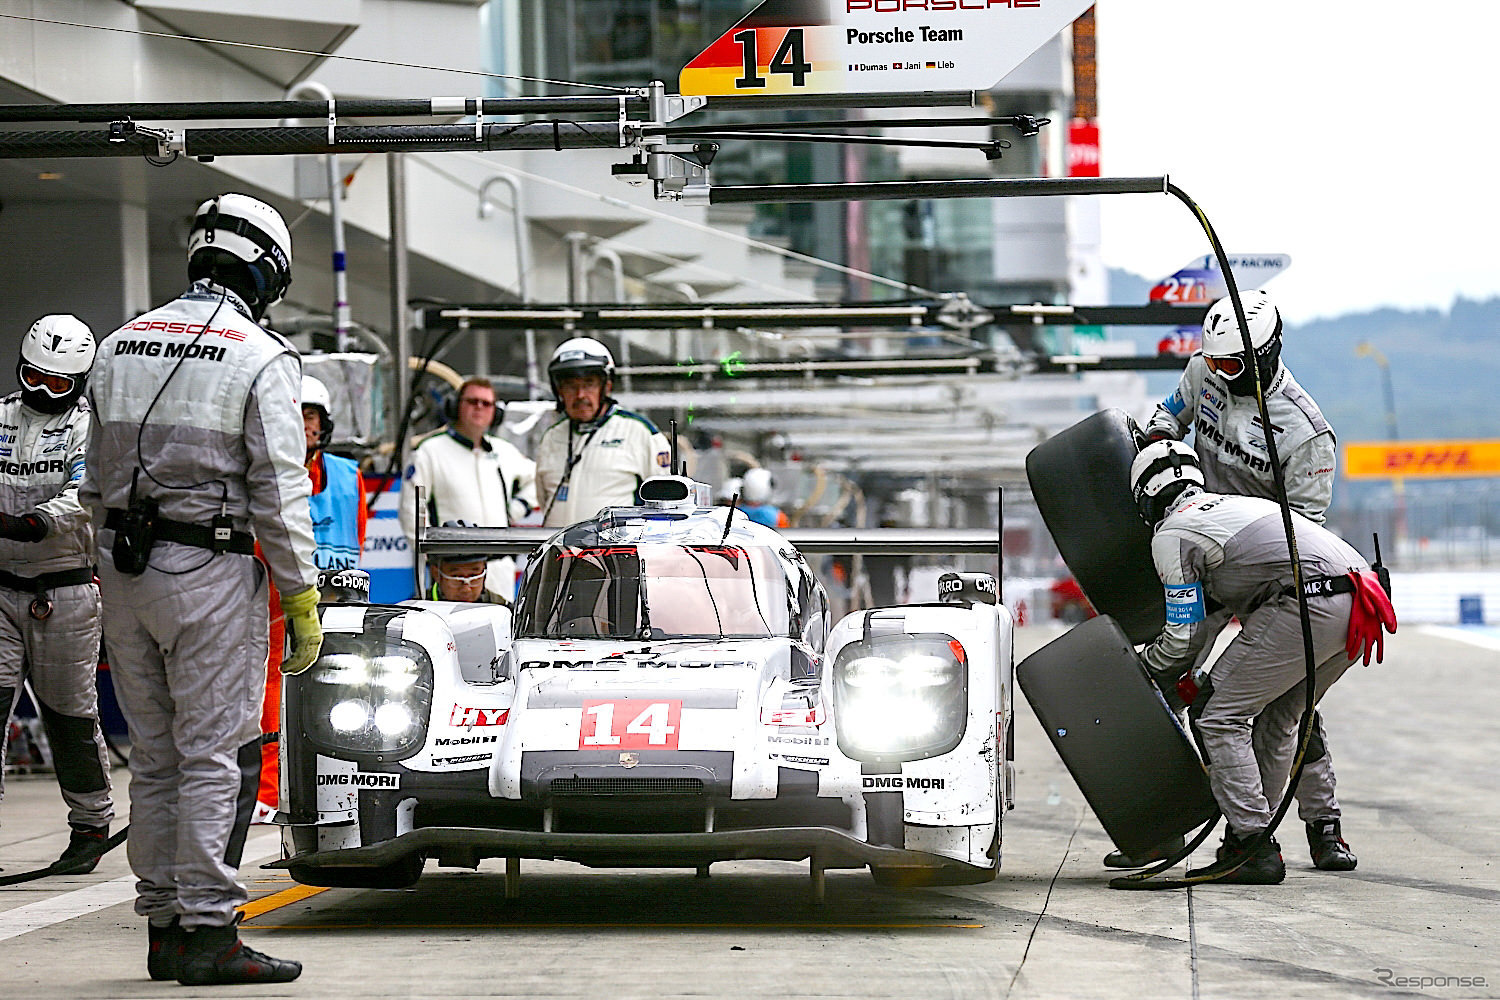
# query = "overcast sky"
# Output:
<box><xmin>1093</xmin><ymin>2</ymin><xmax>1499</xmax><ymax>321</ymax></box>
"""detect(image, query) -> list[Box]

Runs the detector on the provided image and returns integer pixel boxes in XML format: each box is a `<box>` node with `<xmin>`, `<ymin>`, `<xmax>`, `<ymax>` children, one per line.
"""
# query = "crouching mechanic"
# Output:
<box><xmin>0</xmin><ymin>315</ymin><xmax>114</xmax><ymax>872</ymax></box>
<box><xmin>81</xmin><ymin>193</ymin><xmax>321</xmax><ymax>985</ymax></box>
<box><xmin>537</xmin><ymin>338</ymin><xmax>670</xmax><ymax>527</ymax></box>
<box><xmin>1110</xmin><ymin>289</ymin><xmax>1352</xmax><ymax>872</ymax></box>
<box><xmin>1129</xmin><ymin>441</ymin><xmax>1394</xmax><ymax>884</ymax></box>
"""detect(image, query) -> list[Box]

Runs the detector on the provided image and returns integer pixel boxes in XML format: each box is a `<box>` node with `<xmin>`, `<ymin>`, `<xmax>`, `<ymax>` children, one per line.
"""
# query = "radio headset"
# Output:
<box><xmin>113</xmin><ymin>285</ymin><xmax>234</xmax><ymax>576</ymax></box>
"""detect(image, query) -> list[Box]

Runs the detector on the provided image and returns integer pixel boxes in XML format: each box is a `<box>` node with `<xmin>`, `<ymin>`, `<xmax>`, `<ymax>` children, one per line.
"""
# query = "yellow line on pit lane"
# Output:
<box><xmin>239</xmin><ymin>883</ymin><xmax>329</xmax><ymax>921</ymax></box>
<box><xmin>244</xmin><ymin>921</ymin><xmax>985</xmax><ymax>930</ymax></box>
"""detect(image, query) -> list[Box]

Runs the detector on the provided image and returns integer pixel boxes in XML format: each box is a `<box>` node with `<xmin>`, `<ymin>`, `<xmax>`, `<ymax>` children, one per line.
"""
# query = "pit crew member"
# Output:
<box><xmin>426</xmin><ymin>521</ymin><xmax>509</xmax><ymax>605</ymax></box>
<box><xmin>256</xmin><ymin>374</ymin><xmax>367</xmax><ymax>821</ymax></box>
<box><xmin>81</xmin><ymin>192</ymin><xmax>318</xmax><ymax>986</ymax></box>
<box><xmin>0</xmin><ymin>315</ymin><xmax>114</xmax><ymax>872</ymax></box>
<box><xmin>399</xmin><ymin>376</ymin><xmax>535</xmax><ymax>597</ymax></box>
<box><xmin>1128</xmin><ymin>440</ymin><xmax>1393</xmax><ymax>884</ymax></box>
<box><xmin>536</xmin><ymin>338</ymin><xmax>670</xmax><ymax>528</ymax></box>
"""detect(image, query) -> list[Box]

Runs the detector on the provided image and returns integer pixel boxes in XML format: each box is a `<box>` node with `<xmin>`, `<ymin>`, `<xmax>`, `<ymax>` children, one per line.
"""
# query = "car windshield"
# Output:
<box><xmin>517</xmin><ymin>543</ymin><xmax>790</xmax><ymax>640</ymax></box>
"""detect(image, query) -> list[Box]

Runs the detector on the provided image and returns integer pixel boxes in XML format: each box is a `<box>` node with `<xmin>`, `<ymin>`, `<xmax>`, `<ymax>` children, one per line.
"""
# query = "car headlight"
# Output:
<box><xmin>296</xmin><ymin>634</ymin><xmax>435</xmax><ymax>760</ymax></box>
<box><xmin>833</xmin><ymin>634</ymin><xmax>967</xmax><ymax>763</ymax></box>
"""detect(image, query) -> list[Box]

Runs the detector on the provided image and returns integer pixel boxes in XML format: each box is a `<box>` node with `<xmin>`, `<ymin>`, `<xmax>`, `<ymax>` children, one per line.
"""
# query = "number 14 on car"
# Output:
<box><xmin>580</xmin><ymin>699</ymin><xmax>683</xmax><ymax>750</ymax></box>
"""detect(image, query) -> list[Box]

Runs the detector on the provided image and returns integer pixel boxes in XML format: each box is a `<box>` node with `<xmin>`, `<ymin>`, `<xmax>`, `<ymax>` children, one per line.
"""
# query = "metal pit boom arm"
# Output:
<box><xmin>419</xmin><ymin>523</ymin><xmax>998</xmax><ymax>559</ymax></box>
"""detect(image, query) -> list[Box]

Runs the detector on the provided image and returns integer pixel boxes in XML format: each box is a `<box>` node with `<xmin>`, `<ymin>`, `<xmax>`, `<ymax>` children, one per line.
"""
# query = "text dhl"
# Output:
<box><xmin>1346</xmin><ymin>441</ymin><xmax>1500</xmax><ymax>479</ymax></box>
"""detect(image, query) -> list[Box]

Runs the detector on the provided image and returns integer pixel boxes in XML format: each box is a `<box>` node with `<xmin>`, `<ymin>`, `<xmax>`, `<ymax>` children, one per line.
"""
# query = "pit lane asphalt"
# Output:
<box><xmin>2</xmin><ymin>624</ymin><xmax>1496</xmax><ymax>999</ymax></box>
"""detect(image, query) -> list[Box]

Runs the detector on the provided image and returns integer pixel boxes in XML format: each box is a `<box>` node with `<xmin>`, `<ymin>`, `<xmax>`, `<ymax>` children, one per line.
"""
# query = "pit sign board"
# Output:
<box><xmin>679</xmin><ymin>0</ymin><xmax>1096</xmax><ymax>97</ymax></box>
<box><xmin>1345</xmin><ymin>441</ymin><xmax>1500</xmax><ymax>480</ymax></box>
<box><xmin>1149</xmin><ymin>254</ymin><xmax>1291</xmax><ymax>305</ymax></box>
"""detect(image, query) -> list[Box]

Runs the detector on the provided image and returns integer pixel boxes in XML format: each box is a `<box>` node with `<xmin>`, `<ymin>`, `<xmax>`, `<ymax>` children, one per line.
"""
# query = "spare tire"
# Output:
<box><xmin>1025</xmin><ymin>409</ymin><xmax>1161</xmax><ymax>644</ymax></box>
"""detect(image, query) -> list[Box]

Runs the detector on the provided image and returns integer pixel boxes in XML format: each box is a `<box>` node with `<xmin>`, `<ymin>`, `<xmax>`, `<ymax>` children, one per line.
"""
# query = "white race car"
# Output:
<box><xmin>275</xmin><ymin>477</ymin><xmax>1014</xmax><ymax>898</ymax></box>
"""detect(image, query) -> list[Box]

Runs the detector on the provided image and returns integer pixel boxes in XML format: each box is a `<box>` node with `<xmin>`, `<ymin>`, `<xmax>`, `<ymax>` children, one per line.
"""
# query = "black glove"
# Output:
<box><xmin>1143</xmin><ymin>429</ymin><xmax>1175</xmax><ymax>444</ymax></box>
<box><xmin>0</xmin><ymin>512</ymin><xmax>46</xmax><ymax>542</ymax></box>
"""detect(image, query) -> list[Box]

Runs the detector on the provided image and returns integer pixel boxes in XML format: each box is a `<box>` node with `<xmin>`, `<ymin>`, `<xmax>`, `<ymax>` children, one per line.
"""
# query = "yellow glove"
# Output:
<box><xmin>280</xmin><ymin>585</ymin><xmax>324</xmax><ymax>675</ymax></box>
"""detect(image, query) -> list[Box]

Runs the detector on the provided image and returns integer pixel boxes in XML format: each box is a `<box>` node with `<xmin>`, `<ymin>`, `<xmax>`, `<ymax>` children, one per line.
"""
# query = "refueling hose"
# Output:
<box><xmin>1109</xmin><ymin>182</ymin><xmax>1322</xmax><ymax>889</ymax></box>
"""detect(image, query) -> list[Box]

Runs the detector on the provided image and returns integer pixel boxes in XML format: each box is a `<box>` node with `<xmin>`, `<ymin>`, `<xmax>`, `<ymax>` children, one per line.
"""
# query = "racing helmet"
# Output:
<box><xmin>187</xmin><ymin>193</ymin><xmax>293</xmax><ymax>321</ymax></box>
<box><xmin>742</xmin><ymin>467</ymin><xmax>775</xmax><ymax>506</ymax></box>
<box><xmin>1130</xmin><ymin>439</ymin><xmax>1205</xmax><ymax>526</ymax></box>
<box><xmin>547</xmin><ymin>337</ymin><xmax>615</xmax><ymax>398</ymax></box>
<box><xmin>301</xmin><ymin>374</ymin><xmax>334</xmax><ymax>452</ymax></box>
<box><xmin>1200</xmin><ymin>290</ymin><xmax>1282</xmax><ymax>397</ymax></box>
<box><xmin>18</xmin><ymin>314</ymin><xmax>95</xmax><ymax>414</ymax></box>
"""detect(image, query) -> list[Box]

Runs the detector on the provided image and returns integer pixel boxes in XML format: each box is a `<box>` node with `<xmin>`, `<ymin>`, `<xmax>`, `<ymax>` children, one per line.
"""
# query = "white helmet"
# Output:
<box><xmin>301</xmin><ymin>374</ymin><xmax>334</xmax><ymax>452</ymax></box>
<box><xmin>548</xmin><ymin>337</ymin><xmax>615</xmax><ymax>385</ymax></box>
<box><xmin>742</xmin><ymin>467</ymin><xmax>775</xmax><ymax>505</ymax></box>
<box><xmin>1200</xmin><ymin>290</ymin><xmax>1282</xmax><ymax>396</ymax></box>
<box><xmin>717</xmin><ymin>476</ymin><xmax>743</xmax><ymax>504</ymax></box>
<box><xmin>187</xmin><ymin>193</ymin><xmax>293</xmax><ymax>318</ymax></box>
<box><xmin>18</xmin><ymin>314</ymin><xmax>95</xmax><ymax>413</ymax></box>
<box><xmin>1130</xmin><ymin>439</ymin><xmax>1205</xmax><ymax>525</ymax></box>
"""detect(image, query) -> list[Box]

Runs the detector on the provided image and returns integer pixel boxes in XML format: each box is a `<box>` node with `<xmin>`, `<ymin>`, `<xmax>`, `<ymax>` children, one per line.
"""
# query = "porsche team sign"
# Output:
<box><xmin>679</xmin><ymin>0</ymin><xmax>1096</xmax><ymax>97</ymax></box>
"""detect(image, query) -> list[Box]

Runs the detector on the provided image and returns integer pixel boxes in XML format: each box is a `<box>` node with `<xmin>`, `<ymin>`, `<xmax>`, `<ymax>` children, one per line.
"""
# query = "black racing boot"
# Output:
<box><xmin>147</xmin><ymin>918</ymin><xmax>186</xmax><ymax>981</ymax></box>
<box><xmin>177</xmin><ymin>915</ymin><xmax>302</xmax><ymax>986</ymax></box>
<box><xmin>1186</xmin><ymin>828</ymin><xmax>1286</xmax><ymax>884</ymax></box>
<box><xmin>56</xmin><ymin>823</ymin><xmax>110</xmax><ymax>874</ymax></box>
<box><xmin>1306</xmin><ymin>818</ymin><xmax>1358</xmax><ymax>871</ymax></box>
<box><xmin>1103</xmin><ymin>835</ymin><xmax>1186</xmax><ymax>869</ymax></box>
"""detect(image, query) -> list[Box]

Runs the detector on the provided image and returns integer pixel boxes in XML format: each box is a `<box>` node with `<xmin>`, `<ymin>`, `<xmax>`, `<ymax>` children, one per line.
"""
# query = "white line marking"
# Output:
<box><xmin>0</xmin><ymin>832</ymin><xmax>281</xmax><ymax>943</ymax></box>
<box><xmin>1418</xmin><ymin>624</ymin><xmax>1500</xmax><ymax>652</ymax></box>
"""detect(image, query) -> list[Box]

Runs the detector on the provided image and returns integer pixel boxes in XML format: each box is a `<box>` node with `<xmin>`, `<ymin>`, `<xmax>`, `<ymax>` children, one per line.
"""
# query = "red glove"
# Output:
<box><xmin>1345</xmin><ymin>570</ymin><xmax>1398</xmax><ymax>665</ymax></box>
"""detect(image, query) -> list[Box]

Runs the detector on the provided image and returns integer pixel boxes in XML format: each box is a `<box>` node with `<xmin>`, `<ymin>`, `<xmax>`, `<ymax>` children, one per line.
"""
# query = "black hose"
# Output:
<box><xmin>1110</xmin><ymin>183</ymin><xmax>1321</xmax><ymax>890</ymax></box>
<box><xmin>0</xmin><ymin>826</ymin><xmax>129</xmax><ymax>886</ymax></box>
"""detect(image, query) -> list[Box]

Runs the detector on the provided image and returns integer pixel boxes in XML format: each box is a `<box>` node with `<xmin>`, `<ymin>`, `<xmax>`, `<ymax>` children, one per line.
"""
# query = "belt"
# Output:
<box><xmin>104</xmin><ymin>508</ymin><xmax>255</xmax><ymax>556</ymax></box>
<box><xmin>1284</xmin><ymin>573</ymin><xmax>1356</xmax><ymax>600</ymax></box>
<box><xmin>0</xmin><ymin>566</ymin><xmax>94</xmax><ymax>593</ymax></box>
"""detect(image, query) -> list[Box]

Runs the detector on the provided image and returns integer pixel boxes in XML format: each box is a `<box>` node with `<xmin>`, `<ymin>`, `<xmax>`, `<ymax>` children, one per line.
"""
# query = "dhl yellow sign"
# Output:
<box><xmin>1344</xmin><ymin>441</ymin><xmax>1500</xmax><ymax>479</ymax></box>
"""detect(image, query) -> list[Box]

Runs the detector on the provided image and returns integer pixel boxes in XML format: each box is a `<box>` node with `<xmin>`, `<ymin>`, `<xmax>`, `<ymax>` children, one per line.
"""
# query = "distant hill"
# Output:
<box><xmin>1107</xmin><ymin>268</ymin><xmax>1500</xmax><ymax>442</ymax></box>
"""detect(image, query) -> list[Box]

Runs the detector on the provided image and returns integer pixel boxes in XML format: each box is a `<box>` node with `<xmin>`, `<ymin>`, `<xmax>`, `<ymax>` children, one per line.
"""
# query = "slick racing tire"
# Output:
<box><xmin>1025</xmin><ymin>408</ymin><xmax>1162</xmax><ymax>645</ymax></box>
<box><xmin>288</xmin><ymin>854</ymin><xmax>425</xmax><ymax>889</ymax></box>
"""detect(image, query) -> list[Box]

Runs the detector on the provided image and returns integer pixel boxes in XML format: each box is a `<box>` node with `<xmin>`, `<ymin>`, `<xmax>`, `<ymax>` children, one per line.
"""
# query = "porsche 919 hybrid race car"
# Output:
<box><xmin>274</xmin><ymin>476</ymin><xmax>1014</xmax><ymax>898</ymax></box>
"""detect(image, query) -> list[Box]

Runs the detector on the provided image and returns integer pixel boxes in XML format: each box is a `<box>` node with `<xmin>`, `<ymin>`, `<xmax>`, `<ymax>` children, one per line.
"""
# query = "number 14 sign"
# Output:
<box><xmin>580</xmin><ymin>700</ymin><xmax>683</xmax><ymax>750</ymax></box>
<box><xmin>679</xmin><ymin>0</ymin><xmax>1095</xmax><ymax>98</ymax></box>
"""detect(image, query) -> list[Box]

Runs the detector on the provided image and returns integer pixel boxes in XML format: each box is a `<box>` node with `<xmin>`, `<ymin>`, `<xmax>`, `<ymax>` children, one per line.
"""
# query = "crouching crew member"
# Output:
<box><xmin>1129</xmin><ymin>441</ymin><xmax>1394</xmax><ymax>884</ymax></box>
<box><xmin>0</xmin><ymin>315</ymin><xmax>114</xmax><ymax>872</ymax></box>
<box><xmin>81</xmin><ymin>193</ymin><xmax>320</xmax><ymax>985</ymax></box>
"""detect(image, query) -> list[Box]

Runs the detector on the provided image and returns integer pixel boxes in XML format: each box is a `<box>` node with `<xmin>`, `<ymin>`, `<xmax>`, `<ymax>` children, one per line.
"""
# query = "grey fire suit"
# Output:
<box><xmin>1146</xmin><ymin>357</ymin><xmax>1337</xmax><ymax>522</ymax></box>
<box><xmin>0</xmin><ymin>393</ymin><xmax>113</xmax><ymax>830</ymax></box>
<box><xmin>1142</xmin><ymin>490</ymin><xmax>1366</xmax><ymax>836</ymax></box>
<box><xmin>80</xmin><ymin>281</ymin><xmax>316</xmax><ymax>929</ymax></box>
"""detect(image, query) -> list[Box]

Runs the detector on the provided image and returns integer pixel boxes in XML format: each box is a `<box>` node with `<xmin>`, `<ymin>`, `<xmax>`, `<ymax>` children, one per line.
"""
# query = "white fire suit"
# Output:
<box><xmin>1147</xmin><ymin>357</ymin><xmax>1337</xmax><ymax>522</ymax></box>
<box><xmin>0</xmin><ymin>393</ymin><xmax>112</xmax><ymax>830</ymax></box>
<box><xmin>1142</xmin><ymin>490</ymin><xmax>1366</xmax><ymax>836</ymax></box>
<box><xmin>398</xmin><ymin>427</ymin><xmax>536</xmax><ymax>596</ymax></box>
<box><xmin>80</xmin><ymin>281</ymin><xmax>317</xmax><ymax>930</ymax></box>
<box><xmin>536</xmin><ymin>403</ymin><xmax>671</xmax><ymax>528</ymax></box>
